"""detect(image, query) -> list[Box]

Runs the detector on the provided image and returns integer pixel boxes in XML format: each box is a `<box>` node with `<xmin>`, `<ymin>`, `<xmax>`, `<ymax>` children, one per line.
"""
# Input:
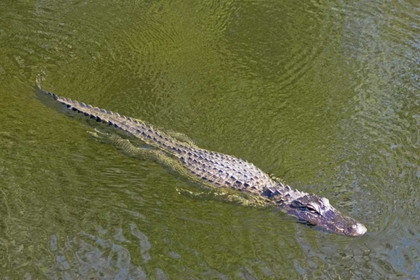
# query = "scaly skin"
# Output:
<box><xmin>35</xmin><ymin>86</ymin><xmax>367</xmax><ymax>236</ymax></box>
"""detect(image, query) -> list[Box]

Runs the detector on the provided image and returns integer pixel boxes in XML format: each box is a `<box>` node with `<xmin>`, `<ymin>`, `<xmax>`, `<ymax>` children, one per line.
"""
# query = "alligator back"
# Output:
<box><xmin>38</xmin><ymin>89</ymin><xmax>283</xmax><ymax>196</ymax></box>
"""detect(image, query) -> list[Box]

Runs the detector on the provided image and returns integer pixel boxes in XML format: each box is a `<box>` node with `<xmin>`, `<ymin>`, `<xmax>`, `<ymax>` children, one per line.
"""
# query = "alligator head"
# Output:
<box><xmin>286</xmin><ymin>194</ymin><xmax>367</xmax><ymax>236</ymax></box>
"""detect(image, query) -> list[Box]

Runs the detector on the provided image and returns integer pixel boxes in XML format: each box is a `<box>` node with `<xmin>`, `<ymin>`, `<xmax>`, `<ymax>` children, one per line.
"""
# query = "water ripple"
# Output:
<box><xmin>219</xmin><ymin>0</ymin><xmax>327</xmax><ymax>93</ymax></box>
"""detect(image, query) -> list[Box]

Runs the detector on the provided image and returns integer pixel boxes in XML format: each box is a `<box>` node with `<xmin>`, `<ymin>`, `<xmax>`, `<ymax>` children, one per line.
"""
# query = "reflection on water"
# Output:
<box><xmin>0</xmin><ymin>0</ymin><xmax>419</xmax><ymax>278</ymax></box>
<box><xmin>47</xmin><ymin>225</ymin><xmax>151</xmax><ymax>279</ymax></box>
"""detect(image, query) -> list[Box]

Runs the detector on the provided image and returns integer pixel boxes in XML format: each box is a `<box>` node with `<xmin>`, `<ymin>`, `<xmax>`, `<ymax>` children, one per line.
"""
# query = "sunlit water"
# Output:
<box><xmin>0</xmin><ymin>0</ymin><xmax>419</xmax><ymax>278</ymax></box>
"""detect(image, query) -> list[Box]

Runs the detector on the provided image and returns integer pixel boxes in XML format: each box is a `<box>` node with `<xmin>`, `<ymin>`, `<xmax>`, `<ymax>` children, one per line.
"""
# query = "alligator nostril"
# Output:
<box><xmin>351</xmin><ymin>223</ymin><xmax>367</xmax><ymax>236</ymax></box>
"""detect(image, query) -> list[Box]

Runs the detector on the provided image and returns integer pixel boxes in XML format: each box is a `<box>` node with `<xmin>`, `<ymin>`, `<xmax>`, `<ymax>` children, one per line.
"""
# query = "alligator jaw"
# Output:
<box><xmin>285</xmin><ymin>194</ymin><xmax>367</xmax><ymax>236</ymax></box>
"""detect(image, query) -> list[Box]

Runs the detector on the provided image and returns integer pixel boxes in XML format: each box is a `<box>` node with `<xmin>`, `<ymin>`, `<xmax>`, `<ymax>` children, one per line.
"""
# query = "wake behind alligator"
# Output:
<box><xmin>35</xmin><ymin>86</ymin><xmax>367</xmax><ymax>236</ymax></box>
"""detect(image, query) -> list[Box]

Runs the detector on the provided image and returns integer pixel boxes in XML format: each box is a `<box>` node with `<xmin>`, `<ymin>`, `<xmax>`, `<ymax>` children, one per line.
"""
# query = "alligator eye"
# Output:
<box><xmin>306</xmin><ymin>205</ymin><xmax>320</xmax><ymax>214</ymax></box>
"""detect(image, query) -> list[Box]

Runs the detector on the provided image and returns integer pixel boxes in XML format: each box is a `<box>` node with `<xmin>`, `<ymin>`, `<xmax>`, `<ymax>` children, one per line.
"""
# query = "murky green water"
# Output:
<box><xmin>1</xmin><ymin>0</ymin><xmax>419</xmax><ymax>278</ymax></box>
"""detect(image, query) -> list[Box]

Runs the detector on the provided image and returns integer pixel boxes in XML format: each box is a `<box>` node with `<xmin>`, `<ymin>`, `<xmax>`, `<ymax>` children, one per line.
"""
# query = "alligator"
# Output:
<box><xmin>35</xmin><ymin>85</ymin><xmax>367</xmax><ymax>237</ymax></box>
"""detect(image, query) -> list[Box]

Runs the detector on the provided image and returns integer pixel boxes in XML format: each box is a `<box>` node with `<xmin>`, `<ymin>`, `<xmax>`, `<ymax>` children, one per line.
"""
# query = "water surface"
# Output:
<box><xmin>0</xmin><ymin>0</ymin><xmax>419</xmax><ymax>278</ymax></box>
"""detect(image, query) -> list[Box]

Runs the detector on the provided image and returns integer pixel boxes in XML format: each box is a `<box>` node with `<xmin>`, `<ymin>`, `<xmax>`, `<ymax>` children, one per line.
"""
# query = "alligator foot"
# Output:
<box><xmin>163</xmin><ymin>129</ymin><xmax>198</xmax><ymax>147</ymax></box>
<box><xmin>35</xmin><ymin>69</ymin><xmax>46</xmax><ymax>90</ymax></box>
<box><xmin>88</xmin><ymin>129</ymin><xmax>160</xmax><ymax>160</ymax></box>
<box><xmin>87</xmin><ymin>129</ymin><xmax>113</xmax><ymax>144</ymax></box>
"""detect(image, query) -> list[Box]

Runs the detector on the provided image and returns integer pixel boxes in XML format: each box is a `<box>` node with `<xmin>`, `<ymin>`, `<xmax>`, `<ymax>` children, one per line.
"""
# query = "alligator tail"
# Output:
<box><xmin>35</xmin><ymin>86</ymin><xmax>186</xmax><ymax>155</ymax></box>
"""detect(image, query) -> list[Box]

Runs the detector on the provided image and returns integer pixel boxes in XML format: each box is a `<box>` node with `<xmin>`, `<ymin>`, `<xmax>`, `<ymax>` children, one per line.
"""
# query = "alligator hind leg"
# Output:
<box><xmin>163</xmin><ymin>129</ymin><xmax>198</xmax><ymax>148</ymax></box>
<box><xmin>88</xmin><ymin>129</ymin><xmax>200</xmax><ymax>179</ymax></box>
<box><xmin>89</xmin><ymin>129</ymin><xmax>164</xmax><ymax>161</ymax></box>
